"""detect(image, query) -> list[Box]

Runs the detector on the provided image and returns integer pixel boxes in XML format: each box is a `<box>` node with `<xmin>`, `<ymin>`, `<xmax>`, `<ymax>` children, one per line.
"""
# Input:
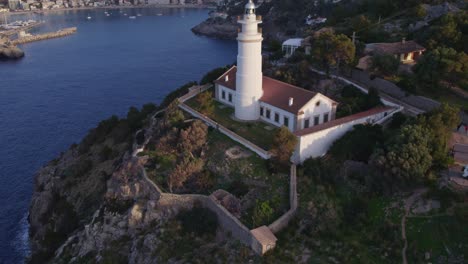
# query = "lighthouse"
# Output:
<box><xmin>234</xmin><ymin>0</ymin><xmax>263</xmax><ymax>121</ymax></box>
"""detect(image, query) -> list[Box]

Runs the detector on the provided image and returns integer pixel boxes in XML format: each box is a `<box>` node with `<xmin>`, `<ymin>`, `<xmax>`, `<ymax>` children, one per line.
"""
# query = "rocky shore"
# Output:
<box><xmin>191</xmin><ymin>17</ymin><xmax>238</xmax><ymax>40</ymax></box>
<box><xmin>0</xmin><ymin>37</ymin><xmax>25</xmax><ymax>60</ymax></box>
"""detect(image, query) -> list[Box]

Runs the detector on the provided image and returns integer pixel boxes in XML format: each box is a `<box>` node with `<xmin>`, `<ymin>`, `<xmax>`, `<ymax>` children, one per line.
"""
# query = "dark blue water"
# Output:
<box><xmin>0</xmin><ymin>8</ymin><xmax>236</xmax><ymax>263</ymax></box>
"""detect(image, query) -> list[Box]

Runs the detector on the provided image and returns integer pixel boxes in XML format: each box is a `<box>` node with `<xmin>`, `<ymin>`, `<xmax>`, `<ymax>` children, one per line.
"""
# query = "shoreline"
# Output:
<box><xmin>7</xmin><ymin>4</ymin><xmax>215</xmax><ymax>16</ymax></box>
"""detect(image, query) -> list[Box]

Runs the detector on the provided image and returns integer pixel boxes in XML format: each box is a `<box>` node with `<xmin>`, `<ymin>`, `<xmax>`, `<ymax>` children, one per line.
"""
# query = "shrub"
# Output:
<box><xmin>177</xmin><ymin>206</ymin><xmax>218</xmax><ymax>236</ymax></box>
<box><xmin>227</xmin><ymin>180</ymin><xmax>249</xmax><ymax>198</ymax></box>
<box><xmin>160</xmin><ymin>81</ymin><xmax>197</xmax><ymax>108</ymax></box>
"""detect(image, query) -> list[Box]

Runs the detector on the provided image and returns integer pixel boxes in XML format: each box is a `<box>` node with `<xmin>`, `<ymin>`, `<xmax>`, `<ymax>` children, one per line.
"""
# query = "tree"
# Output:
<box><xmin>370</xmin><ymin>54</ymin><xmax>400</xmax><ymax>76</ymax></box>
<box><xmin>163</xmin><ymin>100</ymin><xmax>184</xmax><ymax>127</ymax></box>
<box><xmin>168</xmin><ymin>156</ymin><xmax>204</xmax><ymax>193</ymax></box>
<box><xmin>179</xmin><ymin>120</ymin><xmax>208</xmax><ymax>155</ymax></box>
<box><xmin>371</xmin><ymin>124</ymin><xmax>433</xmax><ymax>187</ymax></box>
<box><xmin>329</xmin><ymin>124</ymin><xmax>385</xmax><ymax>162</ymax></box>
<box><xmin>196</xmin><ymin>90</ymin><xmax>215</xmax><ymax>116</ymax></box>
<box><xmin>417</xmin><ymin>103</ymin><xmax>460</xmax><ymax>170</ymax></box>
<box><xmin>270</xmin><ymin>126</ymin><xmax>298</xmax><ymax>165</ymax></box>
<box><xmin>351</xmin><ymin>15</ymin><xmax>371</xmax><ymax>34</ymax></box>
<box><xmin>312</xmin><ymin>31</ymin><xmax>355</xmax><ymax>75</ymax></box>
<box><xmin>414</xmin><ymin>47</ymin><xmax>468</xmax><ymax>91</ymax></box>
<box><xmin>413</xmin><ymin>4</ymin><xmax>427</xmax><ymax>19</ymax></box>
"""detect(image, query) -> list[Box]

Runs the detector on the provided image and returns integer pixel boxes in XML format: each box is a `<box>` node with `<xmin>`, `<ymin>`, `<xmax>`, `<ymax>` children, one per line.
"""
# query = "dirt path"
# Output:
<box><xmin>401</xmin><ymin>188</ymin><xmax>428</xmax><ymax>264</ymax></box>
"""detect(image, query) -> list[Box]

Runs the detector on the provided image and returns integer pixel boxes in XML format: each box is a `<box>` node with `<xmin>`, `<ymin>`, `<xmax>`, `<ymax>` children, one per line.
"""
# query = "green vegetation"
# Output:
<box><xmin>186</xmin><ymin>95</ymin><xmax>277</xmax><ymax>150</ymax></box>
<box><xmin>270</xmin><ymin>126</ymin><xmax>298</xmax><ymax>166</ymax></box>
<box><xmin>336</xmin><ymin>85</ymin><xmax>383</xmax><ymax>118</ymax></box>
<box><xmin>311</xmin><ymin>31</ymin><xmax>355</xmax><ymax>75</ymax></box>
<box><xmin>370</xmin><ymin>54</ymin><xmax>400</xmax><ymax>76</ymax></box>
<box><xmin>329</xmin><ymin>124</ymin><xmax>385</xmax><ymax>162</ymax></box>
<box><xmin>177</xmin><ymin>205</ymin><xmax>218</xmax><ymax>236</ymax></box>
<box><xmin>160</xmin><ymin>81</ymin><xmax>197</xmax><ymax>108</ymax></box>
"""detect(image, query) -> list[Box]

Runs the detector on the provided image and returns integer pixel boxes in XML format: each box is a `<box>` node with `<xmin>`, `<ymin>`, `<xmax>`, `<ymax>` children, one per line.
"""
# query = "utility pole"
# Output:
<box><xmin>352</xmin><ymin>31</ymin><xmax>356</xmax><ymax>45</ymax></box>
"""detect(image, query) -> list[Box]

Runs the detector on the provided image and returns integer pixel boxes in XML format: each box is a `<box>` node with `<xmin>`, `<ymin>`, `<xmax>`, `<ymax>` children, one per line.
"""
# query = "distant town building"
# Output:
<box><xmin>282</xmin><ymin>38</ymin><xmax>303</xmax><ymax>58</ymax></box>
<box><xmin>8</xmin><ymin>0</ymin><xmax>20</xmax><ymax>10</ymax></box>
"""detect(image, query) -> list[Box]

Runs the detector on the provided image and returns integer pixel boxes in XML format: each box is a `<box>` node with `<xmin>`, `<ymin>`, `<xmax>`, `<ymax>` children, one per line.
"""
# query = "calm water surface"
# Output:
<box><xmin>0</xmin><ymin>8</ymin><xmax>236</xmax><ymax>263</ymax></box>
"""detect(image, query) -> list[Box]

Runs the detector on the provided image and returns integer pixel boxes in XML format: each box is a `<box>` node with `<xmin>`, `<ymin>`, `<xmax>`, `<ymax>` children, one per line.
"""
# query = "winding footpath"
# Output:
<box><xmin>401</xmin><ymin>188</ymin><xmax>428</xmax><ymax>264</ymax></box>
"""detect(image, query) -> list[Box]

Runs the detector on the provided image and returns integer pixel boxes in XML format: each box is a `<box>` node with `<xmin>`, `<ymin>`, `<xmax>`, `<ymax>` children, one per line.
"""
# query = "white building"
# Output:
<box><xmin>282</xmin><ymin>38</ymin><xmax>303</xmax><ymax>58</ymax></box>
<box><xmin>213</xmin><ymin>0</ymin><xmax>400</xmax><ymax>163</ymax></box>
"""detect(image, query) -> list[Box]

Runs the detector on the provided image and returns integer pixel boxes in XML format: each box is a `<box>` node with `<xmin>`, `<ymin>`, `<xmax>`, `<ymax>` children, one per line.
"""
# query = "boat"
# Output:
<box><xmin>157</xmin><ymin>13</ymin><xmax>163</xmax><ymax>16</ymax></box>
<box><xmin>137</xmin><ymin>14</ymin><xmax>142</xmax><ymax>17</ymax></box>
<box><xmin>106</xmin><ymin>14</ymin><xmax>110</xmax><ymax>17</ymax></box>
<box><xmin>124</xmin><ymin>13</ymin><xmax>128</xmax><ymax>16</ymax></box>
<box><xmin>87</xmin><ymin>16</ymin><xmax>91</xmax><ymax>20</ymax></box>
<box><xmin>129</xmin><ymin>16</ymin><xmax>136</xmax><ymax>19</ymax></box>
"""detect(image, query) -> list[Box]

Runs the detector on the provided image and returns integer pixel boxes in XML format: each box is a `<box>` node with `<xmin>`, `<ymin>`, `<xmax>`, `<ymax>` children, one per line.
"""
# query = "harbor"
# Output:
<box><xmin>11</xmin><ymin>27</ymin><xmax>77</xmax><ymax>45</ymax></box>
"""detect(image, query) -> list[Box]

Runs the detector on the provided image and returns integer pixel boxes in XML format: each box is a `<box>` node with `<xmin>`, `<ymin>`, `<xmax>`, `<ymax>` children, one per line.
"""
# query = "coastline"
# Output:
<box><xmin>7</xmin><ymin>4</ymin><xmax>215</xmax><ymax>16</ymax></box>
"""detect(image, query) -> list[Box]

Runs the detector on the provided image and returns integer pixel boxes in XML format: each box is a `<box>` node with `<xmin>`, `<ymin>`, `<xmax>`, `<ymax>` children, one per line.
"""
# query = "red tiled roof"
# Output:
<box><xmin>294</xmin><ymin>106</ymin><xmax>394</xmax><ymax>136</ymax></box>
<box><xmin>214</xmin><ymin>66</ymin><xmax>321</xmax><ymax>114</ymax></box>
<box><xmin>367</xmin><ymin>40</ymin><xmax>425</xmax><ymax>55</ymax></box>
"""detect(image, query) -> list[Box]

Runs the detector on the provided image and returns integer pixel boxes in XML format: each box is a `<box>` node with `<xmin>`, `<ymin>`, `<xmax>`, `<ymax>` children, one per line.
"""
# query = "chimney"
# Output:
<box><xmin>402</xmin><ymin>37</ymin><xmax>406</xmax><ymax>44</ymax></box>
<box><xmin>289</xmin><ymin>97</ymin><xmax>294</xmax><ymax>107</ymax></box>
<box><xmin>225</xmin><ymin>75</ymin><xmax>229</xmax><ymax>82</ymax></box>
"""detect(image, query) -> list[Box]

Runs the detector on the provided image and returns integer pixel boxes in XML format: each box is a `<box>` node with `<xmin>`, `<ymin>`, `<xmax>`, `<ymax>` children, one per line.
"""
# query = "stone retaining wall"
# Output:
<box><xmin>268</xmin><ymin>165</ymin><xmax>297</xmax><ymax>233</ymax></box>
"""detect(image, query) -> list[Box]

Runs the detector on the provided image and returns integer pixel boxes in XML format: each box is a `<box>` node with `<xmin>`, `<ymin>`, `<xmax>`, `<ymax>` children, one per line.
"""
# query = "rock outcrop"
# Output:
<box><xmin>0</xmin><ymin>37</ymin><xmax>24</xmax><ymax>60</ymax></box>
<box><xmin>191</xmin><ymin>18</ymin><xmax>238</xmax><ymax>40</ymax></box>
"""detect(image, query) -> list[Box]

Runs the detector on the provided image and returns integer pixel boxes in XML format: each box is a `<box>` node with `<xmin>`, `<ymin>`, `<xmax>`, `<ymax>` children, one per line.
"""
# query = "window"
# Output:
<box><xmin>284</xmin><ymin>117</ymin><xmax>289</xmax><ymax>127</ymax></box>
<box><xmin>266</xmin><ymin>109</ymin><xmax>271</xmax><ymax>119</ymax></box>
<box><xmin>228</xmin><ymin>93</ymin><xmax>232</xmax><ymax>102</ymax></box>
<box><xmin>314</xmin><ymin>115</ymin><xmax>320</xmax><ymax>126</ymax></box>
<box><xmin>274</xmin><ymin>113</ymin><xmax>279</xmax><ymax>123</ymax></box>
<box><xmin>323</xmin><ymin>113</ymin><xmax>329</xmax><ymax>123</ymax></box>
<box><xmin>316</xmin><ymin>101</ymin><xmax>321</xmax><ymax>107</ymax></box>
<box><xmin>304</xmin><ymin>118</ymin><xmax>310</xmax><ymax>128</ymax></box>
<box><xmin>221</xmin><ymin>90</ymin><xmax>225</xmax><ymax>99</ymax></box>
<box><xmin>260</xmin><ymin>107</ymin><xmax>264</xmax><ymax>116</ymax></box>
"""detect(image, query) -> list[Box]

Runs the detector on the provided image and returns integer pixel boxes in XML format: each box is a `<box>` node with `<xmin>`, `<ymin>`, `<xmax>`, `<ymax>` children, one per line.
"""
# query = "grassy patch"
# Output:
<box><xmin>186</xmin><ymin>96</ymin><xmax>277</xmax><ymax>150</ymax></box>
<box><xmin>406</xmin><ymin>209</ymin><xmax>468</xmax><ymax>262</ymax></box>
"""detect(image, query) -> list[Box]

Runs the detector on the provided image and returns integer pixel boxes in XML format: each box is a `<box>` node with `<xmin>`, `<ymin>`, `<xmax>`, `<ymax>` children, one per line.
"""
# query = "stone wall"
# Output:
<box><xmin>268</xmin><ymin>165</ymin><xmax>297</xmax><ymax>233</ymax></box>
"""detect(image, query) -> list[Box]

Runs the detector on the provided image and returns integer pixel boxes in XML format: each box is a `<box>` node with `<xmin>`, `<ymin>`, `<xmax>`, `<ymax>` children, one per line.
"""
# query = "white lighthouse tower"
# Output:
<box><xmin>234</xmin><ymin>0</ymin><xmax>263</xmax><ymax>121</ymax></box>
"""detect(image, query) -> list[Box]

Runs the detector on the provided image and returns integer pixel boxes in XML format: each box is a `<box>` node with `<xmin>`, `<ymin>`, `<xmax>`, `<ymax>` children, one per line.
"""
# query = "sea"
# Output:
<box><xmin>0</xmin><ymin>7</ymin><xmax>237</xmax><ymax>263</ymax></box>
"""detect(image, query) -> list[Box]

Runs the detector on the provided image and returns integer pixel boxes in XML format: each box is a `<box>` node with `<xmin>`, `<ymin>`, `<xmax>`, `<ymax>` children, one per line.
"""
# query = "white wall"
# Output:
<box><xmin>297</xmin><ymin>94</ymin><xmax>335</xmax><ymax>130</ymax></box>
<box><xmin>259</xmin><ymin>102</ymin><xmax>296</xmax><ymax>131</ymax></box>
<box><xmin>215</xmin><ymin>84</ymin><xmax>236</xmax><ymax>107</ymax></box>
<box><xmin>293</xmin><ymin>109</ymin><xmax>397</xmax><ymax>164</ymax></box>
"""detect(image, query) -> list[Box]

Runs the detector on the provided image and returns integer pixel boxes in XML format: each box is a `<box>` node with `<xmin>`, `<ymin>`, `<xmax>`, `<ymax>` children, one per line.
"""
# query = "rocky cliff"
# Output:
<box><xmin>27</xmin><ymin>101</ymin><xmax>255</xmax><ymax>263</ymax></box>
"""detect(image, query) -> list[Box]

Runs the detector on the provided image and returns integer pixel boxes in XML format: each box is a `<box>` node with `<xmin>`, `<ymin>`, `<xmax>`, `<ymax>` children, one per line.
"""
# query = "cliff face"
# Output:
<box><xmin>27</xmin><ymin>106</ymin><xmax>162</xmax><ymax>263</ymax></box>
<box><xmin>27</xmin><ymin>106</ymin><xmax>233</xmax><ymax>263</ymax></box>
